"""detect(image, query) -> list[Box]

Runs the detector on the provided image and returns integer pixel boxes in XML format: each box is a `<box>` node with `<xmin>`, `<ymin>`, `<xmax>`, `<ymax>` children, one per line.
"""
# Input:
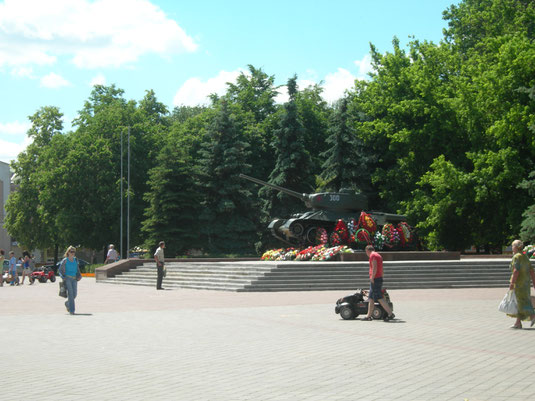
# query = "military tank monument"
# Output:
<box><xmin>239</xmin><ymin>174</ymin><xmax>415</xmax><ymax>251</ymax></box>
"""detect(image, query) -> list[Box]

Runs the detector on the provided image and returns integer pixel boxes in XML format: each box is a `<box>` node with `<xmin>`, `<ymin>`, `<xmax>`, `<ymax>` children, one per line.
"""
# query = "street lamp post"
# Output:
<box><xmin>120</xmin><ymin>128</ymin><xmax>124</xmax><ymax>261</ymax></box>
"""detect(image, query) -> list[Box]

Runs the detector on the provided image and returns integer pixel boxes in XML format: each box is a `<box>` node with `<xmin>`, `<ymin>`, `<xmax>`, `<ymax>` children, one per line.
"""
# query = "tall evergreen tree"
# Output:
<box><xmin>320</xmin><ymin>97</ymin><xmax>371</xmax><ymax>193</ymax></box>
<box><xmin>197</xmin><ymin>101</ymin><xmax>256</xmax><ymax>254</ymax></box>
<box><xmin>142</xmin><ymin>137</ymin><xmax>201</xmax><ymax>257</ymax></box>
<box><xmin>262</xmin><ymin>76</ymin><xmax>314</xmax><ymax>220</ymax></box>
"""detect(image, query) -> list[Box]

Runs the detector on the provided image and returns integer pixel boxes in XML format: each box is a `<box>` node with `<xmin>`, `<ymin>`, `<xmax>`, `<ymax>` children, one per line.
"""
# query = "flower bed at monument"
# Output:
<box><xmin>261</xmin><ymin>245</ymin><xmax>353</xmax><ymax>261</ymax></box>
<box><xmin>260</xmin><ymin>212</ymin><xmax>418</xmax><ymax>261</ymax></box>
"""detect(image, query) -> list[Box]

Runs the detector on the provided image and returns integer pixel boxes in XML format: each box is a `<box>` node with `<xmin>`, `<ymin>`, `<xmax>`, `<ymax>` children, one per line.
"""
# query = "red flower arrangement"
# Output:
<box><xmin>358</xmin><ymin>212</ymin><xmax>377</xmax><ymax>235</ymax></box>
<box><xmin>330</xmin><ymin>232</ymin><xmax>342</xmax><ymax>246</ymax></box>
<box><xmin>333</xmin><ymin>219</ymin><xmax>349</xmax><ymax>244</ymax></box>
<box><xmin>382</xmin><ymin>223</ymin><xmax>400</xmax><ymax>248</ymax></box>
<box><xmin>397</xmin><ymin>222</ymin><xmax>412</xmax><ymax>246</ymax></box>
<box><xmin>315</xmin><ymin>227</ymin><xmax>329</xmax><ymax>245</ymax></box>
<box><xmin>355</xmin><ymin>228</ymin><xmax>373</xmax><ymax>245</ymax></box>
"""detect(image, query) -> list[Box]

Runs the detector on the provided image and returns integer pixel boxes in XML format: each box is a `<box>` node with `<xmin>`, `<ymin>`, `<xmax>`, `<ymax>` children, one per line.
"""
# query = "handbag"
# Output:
<box><xmin>498</xmin><ymin>290</ymin><xmax>518</xmax><ymax>314</ymax></box>
<box><xmin>59</xmin><ymin>280</ymin><xmax>67</xmax><ymax>298</ymax></box>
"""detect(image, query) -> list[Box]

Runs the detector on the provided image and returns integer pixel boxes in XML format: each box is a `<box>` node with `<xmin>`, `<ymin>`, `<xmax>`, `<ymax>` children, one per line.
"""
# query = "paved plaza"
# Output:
<box><xmin>1</xmin><ymin>278</ymin><xmax>534</xmax><ymax>401</ymax></box>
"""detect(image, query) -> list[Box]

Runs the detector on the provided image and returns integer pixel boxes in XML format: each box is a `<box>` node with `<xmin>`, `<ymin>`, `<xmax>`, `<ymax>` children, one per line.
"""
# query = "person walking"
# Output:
<box><xmin>8</xmin><ymin>251</ymin><xmax>18</xmax><ymax>286</ymax></box>
<box><xmin>154</xmin><ymin>241</ymin><xmax>165</xmax><ymax>290</ymax></box>
<box><xmin>0</xmin><ymin>249</ymin><xmax>5</xmax><ymax>287</ymax></box>
<box><xmin>20</xmin><ymin>252</ymin><xmax>32</xmax><ymax>285</ymax></box>
<box><xmin>363</xmin><ymin>245</ymin><xmax>395</xmax><ymax>321</ymax></box>
<box><xmin>507</xmin><ymin>239</ymin><xmax>535</xmax><ymax>329</ymax></box>
<box><xmin>58</xmin><ymin>246</ymin><xmax>82</xmax><ymax>315</ymax></box>
<box><xmin>104</xmin><ymin>244</ymin><xmax>120</xmax><ymax>264</ymax></box>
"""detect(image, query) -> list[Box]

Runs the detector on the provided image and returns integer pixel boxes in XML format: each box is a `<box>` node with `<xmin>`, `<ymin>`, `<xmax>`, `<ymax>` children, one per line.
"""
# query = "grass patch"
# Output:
<box><xmin>83</xmin><ymin>263</ymin><xmax>104</xmax><ymax>273</ymax></box>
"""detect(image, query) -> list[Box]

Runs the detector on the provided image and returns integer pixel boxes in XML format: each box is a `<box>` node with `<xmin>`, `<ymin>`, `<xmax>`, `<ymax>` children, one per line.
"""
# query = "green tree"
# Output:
<box><xmin>320</xmin><ymin>97</ymin><xmax>370</xmax><ymax>193</ymax></box>
<box><xmin>197</xmin><ymin>101</ymin><xmax>256</xmax><ymax>254</ymax></box>
<box><xmin>142</xmin><ymin>136</ymin><xmax>201</xmax><ymax>256</ymax></box>
<box><xmin>5</xmin><ymin>107</ymin><xmax>64</xmax><ymax>257</ymax></box>
<box><xmin>519</xmin><ymin>171</ymin><xmax>535</xmax><ymax>243</ymax></box>
<box><xmin>262</xmin><ymin>76</ymin><xmax>314</xmax><ymax>220</ymax></box>
<box><xmin>351</xmin><ymin>38</ymin><xmax>464</xmax><ymax>212</ymax></box>
<box><xmin>68</xmin><ymin>85</ymin><xmax>164</xmax><ymax>255</ymax></box>
<box><xmin>296</xmin><ymin>84</ymin><xmax>330</xmax><ymax>177</ymax></box>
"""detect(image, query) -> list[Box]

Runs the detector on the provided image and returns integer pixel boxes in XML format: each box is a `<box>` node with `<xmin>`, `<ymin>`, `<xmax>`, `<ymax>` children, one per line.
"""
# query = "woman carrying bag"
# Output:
<box><xmin>507</xmin><ymin>240</ymin><xmax>535</xmax><ymax>329</ymax></box>
<box><xmin>58</xmin><ymin>246</ymin><xmax>82</xmax><ymax>315</ymax></box>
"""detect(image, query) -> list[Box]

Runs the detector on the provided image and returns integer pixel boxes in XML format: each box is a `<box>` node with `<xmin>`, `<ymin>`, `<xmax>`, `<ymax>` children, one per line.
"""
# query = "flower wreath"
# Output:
<box><xmin>333</xmin><ymin>219</ymin><xmax>349</xmax><ymax>244</ymax></box>
<box><xmin>355</xmin><ymin>228</ymin><xmax>373</xmax><ymax>245</ymax></box>
<box><xmin>397</xmin><ymin>222</ymin><xmax>412</xmax><ymax>246</ymax></box>
<box><xmin>382</xmin><ymin>223</ymin><xmax>400</xmax><ymax>248</ymax></box>
<box><xmin>315</xmin><ymin>227</ymin><xmax>329</xmax><ymax>245</ymax></box>
<box><xmin>358</xmin><ymin>212</ymin><xmax>377</xmax><ymax>235</ymax></box>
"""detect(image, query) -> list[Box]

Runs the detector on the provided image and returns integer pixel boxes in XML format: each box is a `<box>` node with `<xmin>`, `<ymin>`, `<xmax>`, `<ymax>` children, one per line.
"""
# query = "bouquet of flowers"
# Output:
<box><xmin>397</xmin><ymin>222</ymin><xmax>412</xmax><ymax>246</ymax></box>
<box><xmin>347</xmin><ymin>218</ymin><xmax>358</xmax><ymax>237</ymax></box>
<box><xmin>355</xmin><ymin>228</ymin><xmax>373</xmax><ymax>245</ymax></box>
<box><xmin>382</xmin><ymin>223</ymin><xmax>400</xmax><ymax>248</ymax></box>
<box><xmin>282</xmin><ymin>248</ymin><xmax>298</xmax><ymax>260</ymax></box>
<box><xmin>315</xmin><ymin>227</ymin><xmax>329</xmax><ymax>245</ymax></box>
<box><xmin>313</xmin><ymin>245</ymin><xmax>349</xmax><ymax>261</ymax></box>
<box><xmin>330</xmin><ymin>232</ymin><xmax>342</xmax><ymax>246</ymax></box>
<box><xmin>358</xmin><ymin>212</ymin><xmax>377</xmax><ymax>235</ymax></box>
<box><xmin>373</xmin><ymin>231</ymin><xmax>385</xmax><ymax>250</ymax></box>
<box><xmin>295</xmin><ymin>245</ymin><xmax>326</xmax><ymax>261</ymax></box>
<box><xmin>333</xmin><ymin>219</ymin><xmax>349</xmax><ymax>244</ymax></box>
<box><xmin>261</xmin><ymin>248</ymin><xmax>285</xmax><ymax>261</ymax></box>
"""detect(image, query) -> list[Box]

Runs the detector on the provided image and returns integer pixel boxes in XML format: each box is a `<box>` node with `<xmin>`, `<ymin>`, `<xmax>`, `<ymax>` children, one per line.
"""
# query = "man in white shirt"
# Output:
<box><xmin>104</xmin><ymin>244</ymin><xmax>120</xmax><ymax>264</ymax></box>
<box><xmin>154</xmin><ymin>241</ymin><xmax>165</xmax><ymax>290</ymax></box>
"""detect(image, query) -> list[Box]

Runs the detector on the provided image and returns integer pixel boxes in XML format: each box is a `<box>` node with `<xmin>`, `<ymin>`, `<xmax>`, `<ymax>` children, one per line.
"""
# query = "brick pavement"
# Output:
<box><xmin>1</xmin><ymin>279</ymin><xmax>534</xmax><ymax>401</ymax></box>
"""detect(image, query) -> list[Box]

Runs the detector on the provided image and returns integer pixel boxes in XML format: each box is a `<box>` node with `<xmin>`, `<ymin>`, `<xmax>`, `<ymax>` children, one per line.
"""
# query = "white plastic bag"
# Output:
<box><xmin>498</xmin><ymin>290</ymin><xmax>518</xmax><ymax>314</ymax></box>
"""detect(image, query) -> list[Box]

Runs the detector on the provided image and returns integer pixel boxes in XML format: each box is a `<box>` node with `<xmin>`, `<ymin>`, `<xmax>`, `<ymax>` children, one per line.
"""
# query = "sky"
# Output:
<box><xmin>0</xmin><ymin>0</ymin><xmax>460</xmax><ymax>164</ymax></box>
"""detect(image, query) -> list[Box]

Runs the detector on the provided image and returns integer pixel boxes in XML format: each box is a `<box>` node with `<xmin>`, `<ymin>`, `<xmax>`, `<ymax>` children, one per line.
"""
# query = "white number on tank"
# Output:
<box><xmin>329</xmin><ymin>195</ymin><xmax>340</xmax><ymax>201</ymax></box>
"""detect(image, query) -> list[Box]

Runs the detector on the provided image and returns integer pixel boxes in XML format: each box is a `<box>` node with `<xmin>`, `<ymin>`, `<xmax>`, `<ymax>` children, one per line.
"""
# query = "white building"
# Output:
<box><xmin>0</xmin><ymin>161</ymin><xmax>11</xmax><ymax>253</ymax></box>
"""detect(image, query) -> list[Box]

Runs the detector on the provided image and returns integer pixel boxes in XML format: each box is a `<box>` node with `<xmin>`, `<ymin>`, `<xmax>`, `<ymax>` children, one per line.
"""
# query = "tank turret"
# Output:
<box><xmin>240</xmin><ymin>174</ymin><xmax>407</xmax><ymax>246</ymax></box>
<box><xmin>239</xmin><ymin>174</ymin><xmax>368</xmax><ymax>212</ymax></box>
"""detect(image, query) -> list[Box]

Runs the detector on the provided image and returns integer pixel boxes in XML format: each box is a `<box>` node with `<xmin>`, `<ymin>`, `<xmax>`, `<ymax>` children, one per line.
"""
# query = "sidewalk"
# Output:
<box><xmin>1</xmin><ymin>280</ymin><xmax>534</xmax><ymax>401</ymax></box>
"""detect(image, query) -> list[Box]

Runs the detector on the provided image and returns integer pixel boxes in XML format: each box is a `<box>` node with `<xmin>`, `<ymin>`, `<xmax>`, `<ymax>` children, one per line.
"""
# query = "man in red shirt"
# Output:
<box><xmin>364</xmin><ymin>245</ymin><xmax>395</xmax><ymax>321</ymax></box>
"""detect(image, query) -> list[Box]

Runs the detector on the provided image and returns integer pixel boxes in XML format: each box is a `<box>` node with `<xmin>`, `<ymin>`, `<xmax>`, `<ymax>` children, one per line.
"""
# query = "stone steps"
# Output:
<box><xmin>97</xmin><ymin>259</ymin><xmax>513</xmax><ymax>292</ymax></box>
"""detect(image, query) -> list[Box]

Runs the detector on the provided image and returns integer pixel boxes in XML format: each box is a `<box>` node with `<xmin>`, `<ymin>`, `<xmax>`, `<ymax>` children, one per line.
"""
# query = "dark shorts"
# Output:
<box><xmin>369</xmin><ymin>277</ymin><xmax>384</xmax><ymax>301</ymax></box>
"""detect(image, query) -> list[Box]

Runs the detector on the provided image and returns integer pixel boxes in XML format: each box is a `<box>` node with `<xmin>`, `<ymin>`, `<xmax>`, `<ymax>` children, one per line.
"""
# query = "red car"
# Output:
<box><xmin>30</xmin><ymin>266</ymin><xmax>56</xmax><ymax>283</ymax></box>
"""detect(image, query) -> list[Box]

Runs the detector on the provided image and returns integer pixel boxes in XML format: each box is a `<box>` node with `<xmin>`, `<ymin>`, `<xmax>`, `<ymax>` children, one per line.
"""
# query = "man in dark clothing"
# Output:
<box><xmin>154</xmin><ymin>241</ymin><xmax>165</xmax><ymax>290</ymax></box>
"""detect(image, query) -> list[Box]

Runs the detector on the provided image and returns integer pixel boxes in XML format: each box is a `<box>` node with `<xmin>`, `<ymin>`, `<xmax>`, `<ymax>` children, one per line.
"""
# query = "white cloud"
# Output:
<box><xmin>40</xmin><ymin>72</ymin><xmax>71</xmax><ymax>88</ymax></box>
<box><xmin>173</xmin><ymin>69</ymin><xmax>243</xmax><ymax>107</ymax></box>
<box><xmin>0</xmin><ymin>137</ymin><xmax>33</xmax><ymax>164</ymax></box>
<box><xmin>321</xmin><ymin>68</ymin><xmax>356</xmax><ymax>103</ymax></box>
<box><xmin>319</xmin><ymin>55</ymin><xmax>375</xmax><ymax>103</ymax></box>
<box><xmin>274</xmin><ymin>79</ymin><xmax>316</xmax><ymax>104</ymax></box>
<box><xmin>0</xmin><ymin>0</ymin><xmax>198</xmax><ymax>69</ymax></box>
<box><xmin>10</xmin><ymin>66</ymin><xmax>36</xmax><ymax>78</ymax></box>
<box><xmin>173</xmin><ymin>55</ymin><xmax>376</xmax><ymax>107</ymax></box>
<box><xmin>0</xmin><ymin>121</ymin><xmax>32</xmax><ymax>163</ymax></box>
<box><xmin>90</xmin><ymin>73</ymin><xmax>106</xmax><ymax>87</ymax></box>
<box><xmin>0</xmin><ymin>121</ymin><xmax>31</xmax><ymax>136</ymax></box>
<box><xmin>354</xmin><ymin>54</ymin><xmax>373</xmax><ymax>78</ymax></box>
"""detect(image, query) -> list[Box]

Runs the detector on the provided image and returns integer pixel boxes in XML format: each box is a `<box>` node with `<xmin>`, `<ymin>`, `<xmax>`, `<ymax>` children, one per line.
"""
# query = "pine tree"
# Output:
<box><xmin>141</xmin><ymin>138</ymin><xmax>201</xmax><ymax>257</ymax></box>
<box><xmin>262</xmin><ymin>76</ymin><xmax>314</xmax><ymax>220</ymax></box>
<box><xmin>320</xmin><ymin>97</ymin><xmax>373</xmax><ymax>193</ymax></box>
<box><xmin>197</xmin><ymin>101</ymin><xmax>255</xmax><ymax>254</ymax></box>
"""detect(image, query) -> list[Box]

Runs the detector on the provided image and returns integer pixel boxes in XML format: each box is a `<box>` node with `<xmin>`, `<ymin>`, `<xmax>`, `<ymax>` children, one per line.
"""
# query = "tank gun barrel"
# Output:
<box><xmin>239</xmin><ymin>174</ymin><xmax>306</xmax><ymax>201</ymax></box>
